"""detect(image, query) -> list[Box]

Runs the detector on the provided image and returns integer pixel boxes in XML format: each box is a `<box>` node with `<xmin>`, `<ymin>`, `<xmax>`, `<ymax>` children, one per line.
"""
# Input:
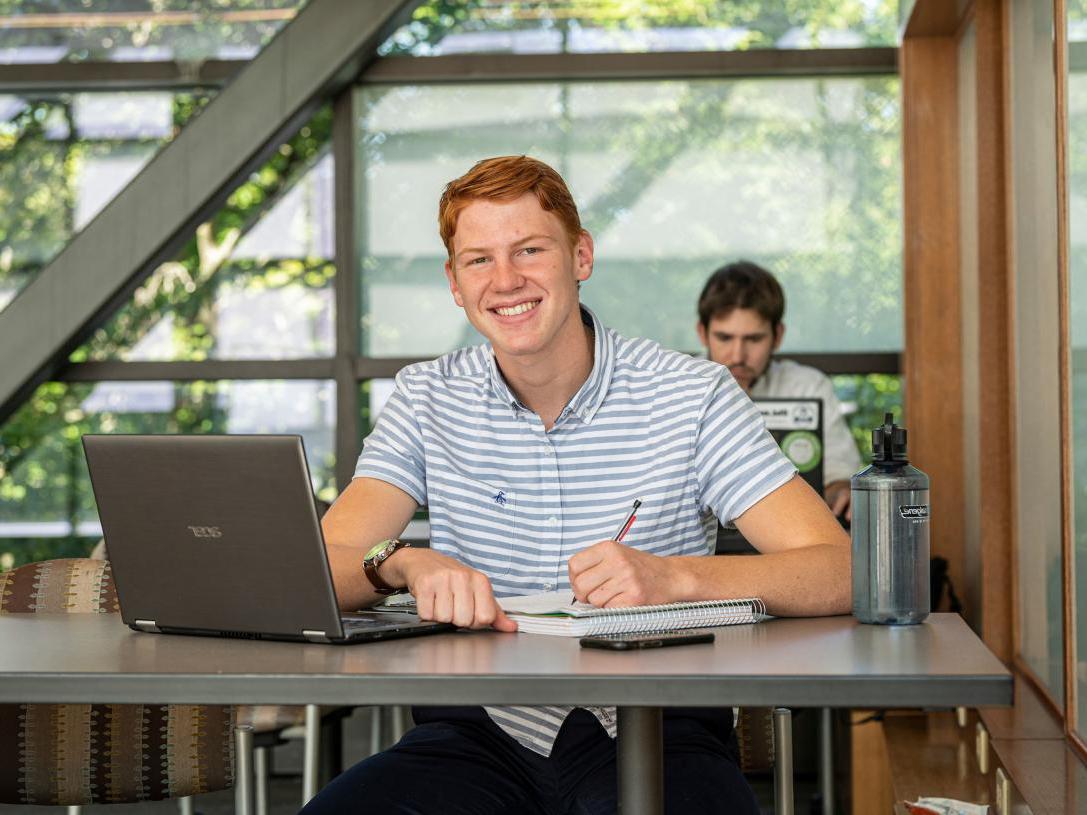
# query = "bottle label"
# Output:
<box><xmin>899</xmin><ymin>504</ymin><xmax>930</xmax><ymax>521</ymax></box>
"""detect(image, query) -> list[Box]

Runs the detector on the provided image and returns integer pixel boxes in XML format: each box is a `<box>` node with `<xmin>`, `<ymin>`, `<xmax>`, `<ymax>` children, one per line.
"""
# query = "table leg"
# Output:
<box><xmin>234</xmin><ymin>725</ymin><xmax>254</xmax><ymax>815</ymax></box>
<box><xmin>617</xmin><ymin>706</ymin><xmax>663</xmax><ymax>815</ymax></box>
<box><xmin>302</xmin><ymin>704</ymin><xmax>320</xmax><ymax>805</ymax></box>
<box><xmin>820</xmin><ymin>707</ymin><xmax>833</xmax><ymax>815</ymax></box>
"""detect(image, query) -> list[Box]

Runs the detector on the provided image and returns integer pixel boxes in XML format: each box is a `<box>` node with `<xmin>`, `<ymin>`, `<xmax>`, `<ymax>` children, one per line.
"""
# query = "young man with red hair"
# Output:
<box><xmin>308</xmin><ymin>156</ymin><xmax>849</xmax><ymax>814</ymax></box>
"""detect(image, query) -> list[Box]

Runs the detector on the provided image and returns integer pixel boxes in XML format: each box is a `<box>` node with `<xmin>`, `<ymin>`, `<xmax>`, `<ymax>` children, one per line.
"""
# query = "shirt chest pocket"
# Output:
<box><xmin>431</xmin><ymin>473</ymin><xmax>517</xmax><ymax>576</ymax></box>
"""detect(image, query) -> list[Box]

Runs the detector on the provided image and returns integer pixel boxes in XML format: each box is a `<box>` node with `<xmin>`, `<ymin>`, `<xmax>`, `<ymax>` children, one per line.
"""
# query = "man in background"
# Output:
<box><xmin>696</xmin><ymin>260</ymin><xmax>863</xmax><ymax>519</ymax></box>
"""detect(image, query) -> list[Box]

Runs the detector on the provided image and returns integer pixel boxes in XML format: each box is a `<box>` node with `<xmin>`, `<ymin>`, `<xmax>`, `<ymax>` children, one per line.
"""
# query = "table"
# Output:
<box><xmin>0</xmin><ymin>613</ymin><xmax>1011</xmax><ymax>815</ymax></box>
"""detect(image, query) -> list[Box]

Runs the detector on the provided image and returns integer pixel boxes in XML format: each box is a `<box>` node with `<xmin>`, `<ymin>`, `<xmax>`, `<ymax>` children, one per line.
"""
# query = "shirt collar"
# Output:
<box><xmin>484</xmin><ymin>305</ymin><xmax>614</xmax><ymax>424</ymax></box>
<box><xmin>565</xmin><ymin>306</ymin><xmax>612</xmax><ymax>424</ymax></box>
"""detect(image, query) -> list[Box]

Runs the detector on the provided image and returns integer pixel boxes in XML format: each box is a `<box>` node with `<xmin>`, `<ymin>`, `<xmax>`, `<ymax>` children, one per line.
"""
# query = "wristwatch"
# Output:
<box><xmin>363</xmin><ymin>539</ymin><xmax>412</xmax><ymax>595</ymax></box>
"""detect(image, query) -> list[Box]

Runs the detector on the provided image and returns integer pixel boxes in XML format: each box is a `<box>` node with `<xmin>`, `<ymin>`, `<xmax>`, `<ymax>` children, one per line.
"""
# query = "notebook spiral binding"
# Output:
<box><xmin>582</xmin><ymin>597</ymin><xmax>766</xmax><ymax>636</ymax></box>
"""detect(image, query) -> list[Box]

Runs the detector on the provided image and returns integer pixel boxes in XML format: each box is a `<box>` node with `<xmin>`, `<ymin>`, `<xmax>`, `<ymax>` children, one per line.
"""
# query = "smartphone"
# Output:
<box><xmin>579</xmin><ymin>630</ymin><xmax>715</xmax><ymax>650</ymax></box>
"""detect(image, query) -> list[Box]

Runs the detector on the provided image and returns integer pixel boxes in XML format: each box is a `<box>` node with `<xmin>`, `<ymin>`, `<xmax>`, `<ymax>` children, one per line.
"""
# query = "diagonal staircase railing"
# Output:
<box><xmin>0</xmin><ymin>0</ymin><xmax>418</xmax><ymax>423</ymax></box>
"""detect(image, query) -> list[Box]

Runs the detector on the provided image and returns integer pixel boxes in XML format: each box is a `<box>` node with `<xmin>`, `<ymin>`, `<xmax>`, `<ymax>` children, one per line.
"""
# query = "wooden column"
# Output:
<box><xmin>973</xmin><ymin>0</ymin><xmax>1014</xmax><ymax>663</ymax></box>
<box><xmin>901</xmin><ymin>36</ymin><xmax>967</xmax><ymax>605</ymax></box>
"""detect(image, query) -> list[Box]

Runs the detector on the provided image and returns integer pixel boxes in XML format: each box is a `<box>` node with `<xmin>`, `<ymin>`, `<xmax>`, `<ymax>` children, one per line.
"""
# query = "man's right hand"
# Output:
<box><xmin>382</xmin><ymin>548</ymin><xmax>518</xmax><ymax>632</ymax></box>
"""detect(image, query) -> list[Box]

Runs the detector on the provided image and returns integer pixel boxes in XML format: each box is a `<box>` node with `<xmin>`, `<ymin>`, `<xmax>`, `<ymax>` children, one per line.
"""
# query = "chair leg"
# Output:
<box><xmin>319</xmin><ymin>710</ymin><xmax>344</xmax><ymax>784</ymax></box>
<box><xmin>369</xmin><ymin>705</ymin><xmax>384</xmax><ymax>755</ymax></box>
<box><xmin>773</xmin><ymin>708</ymin><xmax>794</xmax><ymax>815</ymax></box>
<box><xmin>178</xmin><ymin>796</ymin><xmax>195</xmax><ymax>815</ymax></box>
<box><xmin>302</xmin><ymin>703</ymin><xmax>321</xmax><ymax>806</ymax></box>
<box><xmin>254</xmin><ymin>746</ymin><xmax>270</xmax><ymax>815</ymax></box>
<box><xmin>235</xmin><ymin>725</ymin><xmax>254</xmax><ymax>815</ymax></box>
<box><xmin>391</xmin><ymin>704</ymin><xmax>410</xmax><ymax>742</ymax></box>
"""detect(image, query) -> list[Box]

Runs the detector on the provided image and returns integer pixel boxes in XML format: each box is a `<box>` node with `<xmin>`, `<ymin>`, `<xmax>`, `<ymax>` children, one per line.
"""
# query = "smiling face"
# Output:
<box><xmin>444</xmin><ymin>193</ymin><xmax>594</xmax><ymax>365</ymax></box>
<box><xmin>697</xmin><ymin>307</ymin><xmax>784</xmax><ymax>391</ymax></box>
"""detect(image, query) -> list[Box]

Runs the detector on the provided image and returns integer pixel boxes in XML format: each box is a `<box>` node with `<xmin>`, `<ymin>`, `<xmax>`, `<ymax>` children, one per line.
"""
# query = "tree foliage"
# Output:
<box><xmin>0</xmin><ymin>1</ymin><xmax>301</xmax><ymax>62</ymax></box>
<box><xmin>2</xmin><ymin>0</ymin><xmax>903</xmax><ymax>568</ymax></box>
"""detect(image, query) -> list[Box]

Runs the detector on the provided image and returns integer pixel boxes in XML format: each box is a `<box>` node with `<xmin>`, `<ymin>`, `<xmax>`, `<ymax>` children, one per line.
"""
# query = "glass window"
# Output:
<box><xmin>1010</xmin><ymin>0</ymin><xmax>1064</xmax><ymax>700</ymax></box>
<box><xmin>1069</xmin><ymin>0</ymin><xmax>1087</xmax><ymax>731</ymax></box>
<box><xmin>73</xmin><ymin>110</ymin><xmax>335</xmax><ymax>362</ymax></box>
<box><xmin>0</xmin><ymin>379</ymin><xmax>336</xmax><ymax>570</ymax></box>
<box><xmin>0</xmin><ymin>90</ymin><xmax>212</xmax><ymax>313</ymax></box>
<box><xmin>356</xmin><ymin>77</ymin><xmax>902</xmax><ymax>358</ymax></box>
<box><xmin>0</xmin><ymin>1</ymin><xmax>305</xmax><ymax>64</ymax></box>
<box><xmin>832</xmin><ymin>373</ymin><xmax>902</xmax><ymax>460</ymax></box>
<box><xmin>380</xmin><ymin>0</ymin><xmax>898</xmax><ymax>57</ymax></box>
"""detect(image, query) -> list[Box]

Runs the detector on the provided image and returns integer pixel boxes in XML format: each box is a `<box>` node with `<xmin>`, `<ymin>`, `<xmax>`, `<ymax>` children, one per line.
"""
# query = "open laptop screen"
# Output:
<box><xmin>753</xmin><ymin>397</ymin><xmax>825</xmax><ymax>496</ymax></box>
<box><xmin>715</xmin><ymin>397</ymin><xmax>825</xmax><ymax>555</ymax></box>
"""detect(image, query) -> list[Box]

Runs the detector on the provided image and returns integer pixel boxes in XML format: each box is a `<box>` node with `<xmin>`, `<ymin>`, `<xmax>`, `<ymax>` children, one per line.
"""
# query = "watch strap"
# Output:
<box><xmin>363</xmin><ymin>539</ymin><xmax>411</xmax><ymax>596</ymax></box>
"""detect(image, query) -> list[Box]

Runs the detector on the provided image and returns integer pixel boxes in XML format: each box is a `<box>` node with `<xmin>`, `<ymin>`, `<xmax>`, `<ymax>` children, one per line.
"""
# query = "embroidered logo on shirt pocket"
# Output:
<box><xmin>433</xmin><ymin>473</ymin><xmax>517</xmax><ymax>576</ymax></box>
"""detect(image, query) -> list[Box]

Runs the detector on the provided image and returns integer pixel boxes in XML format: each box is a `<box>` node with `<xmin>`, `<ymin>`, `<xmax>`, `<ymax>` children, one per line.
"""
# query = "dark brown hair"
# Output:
<box><xmin>697</xmin><ymin>260</ymin><xmax>785</xmax><ymax>330</ymax></box>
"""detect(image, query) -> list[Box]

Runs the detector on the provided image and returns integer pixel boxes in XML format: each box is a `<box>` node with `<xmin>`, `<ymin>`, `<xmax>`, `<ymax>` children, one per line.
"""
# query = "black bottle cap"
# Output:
<box><xmin>872</xmin><ymin>412</ymin><xmax>908</xmax><ymax>463</ymax></box>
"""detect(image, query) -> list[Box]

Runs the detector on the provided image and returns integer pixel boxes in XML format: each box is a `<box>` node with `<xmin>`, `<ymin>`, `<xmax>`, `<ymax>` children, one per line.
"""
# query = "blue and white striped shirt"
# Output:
<box><xmin>355</xmin><ymin>307</ymin><xmax>795</xmax><ymax>755</ymax></box>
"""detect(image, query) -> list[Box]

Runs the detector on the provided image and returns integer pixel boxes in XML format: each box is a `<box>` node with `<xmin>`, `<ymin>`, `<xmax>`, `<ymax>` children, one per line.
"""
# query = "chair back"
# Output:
<box><xmin>0</xmin><ymin>558</ymin><xmax>235</xmax><ymax>805</ymax></box>
<box><xmin>0</xmin><ymin>557</ymin><xmax>119</xmax><ymax>614</ymax></box>
<box><xmin>736</xmin><ymin>707</ymin><xmax>776</xmax><ymax>772</ymax></box>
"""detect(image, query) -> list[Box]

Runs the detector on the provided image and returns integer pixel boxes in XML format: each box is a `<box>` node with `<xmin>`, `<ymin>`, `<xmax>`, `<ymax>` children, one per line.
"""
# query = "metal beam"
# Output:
<box><xmin>332</xmin><ymin>89</ymin><xmax>362</xmax><ymax>491</ymax></box>
<box><xmin>58</xmin><ymin>360</ymin><xmax>335</xmax><ymax>382</ymax></box>
<box><xmin>355</xmin><ymin>358</ymin><xmax>429</xmax><ymax>380</ymax></box>
<box><xmin>779</xmin><ymin>352</ymin><xmax>901</xmax><ymax>376</ymax></box>
<box><xmin>0</xmin><ymin>59</ymin><xmax>243</xmax><ymax>92</ymax></box>
<box><xmin>353</xmin><ymin>352</ymin><xmax>901</xmax><ymax>380</ymax></box>
<box><xmin>50</xmin><ymin>352</ymin><xmax>900</xmax><ymax>386</ymax></box>
<box><xmin>0</xmin><ymin>0</ymin><xmax>419</xmax><ymax>423</ymax></box>
<box><xmin>360</xmin><ymin>47</ymin><xmax>898</xmax><ymax>84</ymax></box>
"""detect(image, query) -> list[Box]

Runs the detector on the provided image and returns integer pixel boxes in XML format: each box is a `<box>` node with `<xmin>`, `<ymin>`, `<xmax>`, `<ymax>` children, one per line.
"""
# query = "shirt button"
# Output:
<box><xmin>543</xmin><ymin>582</ymin><xmax>555</xmax><ymax>591</ymax></box>
<box><xmin>547</xmin><ymin>516</ymin><xmax>559</xmax><ymax>527</ymax></box>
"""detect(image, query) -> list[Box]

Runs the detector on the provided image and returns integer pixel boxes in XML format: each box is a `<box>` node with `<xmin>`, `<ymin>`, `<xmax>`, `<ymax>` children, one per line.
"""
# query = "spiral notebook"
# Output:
<box><xmin>496</xmin><ymin>591</ymin><xmax>768</xmax><ymax>637</ymax></box>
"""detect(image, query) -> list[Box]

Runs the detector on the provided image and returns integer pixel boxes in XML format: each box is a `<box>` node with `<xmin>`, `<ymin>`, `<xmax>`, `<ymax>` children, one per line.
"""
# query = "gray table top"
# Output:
<box><xmin>0</xmin><ymin>612</ymin><xmax>1011</xmax><ymax>709</ymax></box>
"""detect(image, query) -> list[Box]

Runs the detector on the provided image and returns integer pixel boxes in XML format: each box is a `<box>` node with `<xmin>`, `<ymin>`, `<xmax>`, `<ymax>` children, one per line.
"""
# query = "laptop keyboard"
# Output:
<box><xmin>341</xmin><ymin>613</ymin><xmax>413</xmax><ymax>631</ymax></box>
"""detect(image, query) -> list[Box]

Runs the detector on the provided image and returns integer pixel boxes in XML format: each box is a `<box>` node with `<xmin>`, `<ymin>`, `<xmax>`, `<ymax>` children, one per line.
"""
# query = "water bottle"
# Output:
<box><xmin>851</xmin><ymin>413</ymin><xmax>931</xmax><ymax>625</ymax></box>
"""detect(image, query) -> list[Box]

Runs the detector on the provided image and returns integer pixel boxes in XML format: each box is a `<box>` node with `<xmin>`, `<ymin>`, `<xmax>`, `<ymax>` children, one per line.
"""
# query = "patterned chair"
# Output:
<box><xmin>0</xmin><ymin>558</ymin><xmax>247</xmax><ymax>812</ymax></box>
<box><xmin>88</xmin><ymin>542</ymin><xmax>343</xmax><ymax>814</ymax></box>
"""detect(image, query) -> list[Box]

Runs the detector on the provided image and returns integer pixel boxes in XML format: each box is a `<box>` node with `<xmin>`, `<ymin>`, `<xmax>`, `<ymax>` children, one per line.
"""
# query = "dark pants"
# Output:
<box><xmin>302</xmin><ymin>706</ymin><xmax>760</xmax><ymax>815</ymax></box>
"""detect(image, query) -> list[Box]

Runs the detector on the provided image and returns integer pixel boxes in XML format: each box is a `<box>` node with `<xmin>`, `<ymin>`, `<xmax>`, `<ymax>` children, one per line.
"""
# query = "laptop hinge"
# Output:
<box><xmin>302</xmin><ymin>629</ymin><xmax>332</xmax><ymax>643</ymax></box>
<box><xmin>133</xmin><ymin>619</ymin><xmax>160</xmax><ymax>633</ymax></box>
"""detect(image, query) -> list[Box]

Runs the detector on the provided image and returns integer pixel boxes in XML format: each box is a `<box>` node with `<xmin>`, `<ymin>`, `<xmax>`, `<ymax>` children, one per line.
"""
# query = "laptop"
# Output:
<box><xmin>752</xmin><ymin>397</ymin><xmax>825</xmax><ymax>496</ymax></box>
<box><xmin>82</xmin><ymin>434</ymin><xmax>454</xmax><ymax>644</ymax></box>
<box><xmin>715</xmin><ymin>397</ymin><xmax>826</xmax><ymax>555</ymax></box>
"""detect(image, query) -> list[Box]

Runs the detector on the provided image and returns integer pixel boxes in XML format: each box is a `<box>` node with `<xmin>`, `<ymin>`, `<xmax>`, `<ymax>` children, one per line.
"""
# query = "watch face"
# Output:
<box><xmin>365</xmin><ymin>540</ymin><xmax>392</xmax><ymax>562</ymax></box>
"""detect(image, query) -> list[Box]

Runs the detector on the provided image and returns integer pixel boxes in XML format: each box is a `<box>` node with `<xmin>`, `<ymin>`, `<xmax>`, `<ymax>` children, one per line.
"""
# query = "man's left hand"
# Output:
<box><xmin>824</xmin><ymin>480</ymin><xmax>852</xmax><ymax>521</ymax></box>
<box><xmin>568</xmin><ymin>540</ymin><xmax>677</xmax><ymax>608</ymax></box>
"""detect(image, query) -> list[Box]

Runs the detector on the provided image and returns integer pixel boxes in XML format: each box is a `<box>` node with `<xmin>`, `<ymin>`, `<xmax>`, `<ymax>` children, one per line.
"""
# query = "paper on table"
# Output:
<box><xmin>497</xmin><ymin>591</ymin><xmax>597</xmax><ymax>617</ymax></box>
<box><xmin>497</xmin><ymin>590</ymin><xmax>767</xmax><ymax>636</ymax></box>
<box><xmin>373</xmin><ymin>591</ymin><xmax>767</xmax><ymax>636</ymax></box>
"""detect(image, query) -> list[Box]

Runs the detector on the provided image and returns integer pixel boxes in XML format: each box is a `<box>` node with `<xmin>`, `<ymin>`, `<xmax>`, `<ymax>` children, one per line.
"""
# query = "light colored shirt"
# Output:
<box><xmin>749</xmin><ymin>358</ymin><xmax>863</xmax><ymax>484</ymax></box>
<box><xmin>355</xmin><ymin>307</ymin><xmax>795</xmax><ymax>756</ymax></box>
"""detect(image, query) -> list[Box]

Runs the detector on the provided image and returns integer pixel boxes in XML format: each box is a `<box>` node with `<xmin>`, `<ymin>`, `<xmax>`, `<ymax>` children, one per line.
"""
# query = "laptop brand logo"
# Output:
<box><xmin>188</xmin><ymin>525</ymin><xmax>222</xmax><ymax>538</ymax></box>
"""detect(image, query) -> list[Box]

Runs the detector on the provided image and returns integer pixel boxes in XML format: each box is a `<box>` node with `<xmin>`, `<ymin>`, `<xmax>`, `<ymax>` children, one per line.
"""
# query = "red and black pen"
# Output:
<box><xmin>571</xmin><ymin>499</ymin><xmax>643</xmax><ymax>604</ymax></box>
<box><xmin>613</xmin><ymin>499</ymin><xmax>642</xmax><ymax>543</ymax></box>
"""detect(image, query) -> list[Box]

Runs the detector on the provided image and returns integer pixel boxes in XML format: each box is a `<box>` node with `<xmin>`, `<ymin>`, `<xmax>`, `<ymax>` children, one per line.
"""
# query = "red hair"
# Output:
<box><xmin>438</xmin><ymin>155</ymin><xmax>583</xmax><ymax>257</ymax></box>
